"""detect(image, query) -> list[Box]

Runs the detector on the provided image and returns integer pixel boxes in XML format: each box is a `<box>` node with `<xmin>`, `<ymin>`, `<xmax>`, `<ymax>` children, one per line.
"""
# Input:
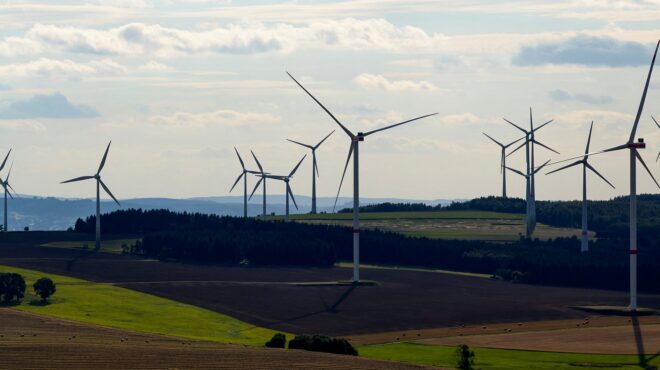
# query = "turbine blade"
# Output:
<box><xmin>482</xmin><ymin>132</ymin><xmax>504</xmax><ymax>147</ymax></box>
<box><xmin>7</xmin><ymin>183</ymin><xmax>16</xmax><ymax>194</ymax></box>
<box><xmin>653</xmin><ymin>115</ymin><xmax>660</xmax><ymax>129</ymax></box>
<box><xmin>333</xmin><ymin>143</ymin><xmax>354</xmax><ymax>212</ymax></box>
<box><xmin>250</xmin><ymin>150</ymin><xmax>264</xmax><ymax>173</ymax></box>
<box><xmin>504</xmin><ymin>166</ymin><xmax>527</xmax><ymax>178</ymax></box>
<box><xmin>503</xmin><ymin>118</ymin><xmax>528</xmax><ymax>134</ymax></box>
<box><xmin>229</xmin><ymin>172</ymin><xmax>244</xmax><ymax>192</ymax></box>
<box><xmin>363</xmin><ymin>113</ymin><xmax>438</xmax><ymax>137</ymax></box>
<box><xmin>506</xmin><ymin>140</ymin><xmax>526</xmax><ymax>158</ymax></box>
<box><xmin>289</xmin><ymin>155</ymin><xmax>307</xmax><ymax>177</ymax></box>
<box><xmin>629</xmin><ymin>40</ymin><xmax>660</xmax><ymax>143</ymax></box>
<box><xmin>286</xmin><ymin>72</ymin><xmax>354</xmax><ymax>138</ymax></box>
<box><xmin>504</xmin><ymin>135</ymin><xmax>525</xmax><ymax>148</ymax></box>
<box><xmin>657</xmin><ymin>151</ymin><xmax>659</xmax><ymax>162</ymax></box>
<box><xmin>6</xmin><ymin>187</ymin><xmax>13</xmax><ymax>199</ymax></box>
<box><xmin>500</xmin><ymin>152</ymin><xmax>504</xmax><ymax>174</ymax></box>
<box><xmin>585</xmin><ymin>162</ymin><xmax>615</xmax><ymax>189</ymax></box>
<box><xmin>61</xmin><ymin>175</ymin><xmax>95</xmax><ymax>184</ymax></box>
<box><xmin>315</xmin><ymin>130</ymin><xmax>335</xmax><ymax>149</ymax></box>
<box><xmin>249</xmin><ymin>177</ymin><xmax>263</xmax><ymax>200</ymax></box>
<box><xmin>531</xmin><ymin>119</ymin><xmax>554</xmax><ymax>134</ymax></box>
<box><xmin>6</xmin><ymin>162</ymin><xmax>12</xmax><ymax>182</ymax></box>
<box><xmin>547</xmin><ymin>144</ymin><xmax>627</xmax><ymax>167</ymax></box>
<box><xmin>97</xmin><ymin>141</ymin><xmax>112</xmax><ymax>175</ymax></box>
<box><xmin>286</xmin><ymin>139</ymin><xmax>313</xmax><ymax>149</ymax></box>
<box><xmin>234</xmin><ymin>147</ymin><xmax>245</xmax><ymax>170</ymax></box>
<box><xmin>533</xmin><ymin>159</ymin><xmax>552</xmax><ymax>174</ymax></box>
<box><xmin>546</xmin><ymin>160</ymin><xmax>582</xmax><ymax>175</ymax></box>
<box><xmin>585</xmin><ymin>121</ymin><xmax>594</xmax><ymax>156</ymax></box>
<box><xmin>99</xmin><ymin>179</ymin><xmax>120</xmax><ymax>206</ymax></box>
<box><xmin>0</xmin><ymin>149</ymin><xmax>11</xmax><ymax>173</ymax></box>
<box><xmin>532</xmin><ymin>139</ymin><xmax>560</xmax><ymax>155</ymax></box>
<box><xmin>314</xmin><ymin>154</ymin><xmax>320</xmax><ymax>178</ymax></box>
<box><xmin>635</xmin><ymin>151</ymin><xmax>660</xmax><ymax>188</ymax></box>
<box><xmin>288</xmin><ymin>185</ymin><xmax>298</xmax><ymax>210</ymax></box>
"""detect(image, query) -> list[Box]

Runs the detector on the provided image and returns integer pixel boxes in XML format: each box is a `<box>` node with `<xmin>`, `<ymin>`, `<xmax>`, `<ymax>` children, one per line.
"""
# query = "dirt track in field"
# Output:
<box><xmin>2</xmin><ymin>235</ymin><xmax>660</xmax><ymax>337</ymax></box>
<box><xmin>0</xmin><ymin>309</ymin><xmax>433</xmax><ymax>370</ymax></box>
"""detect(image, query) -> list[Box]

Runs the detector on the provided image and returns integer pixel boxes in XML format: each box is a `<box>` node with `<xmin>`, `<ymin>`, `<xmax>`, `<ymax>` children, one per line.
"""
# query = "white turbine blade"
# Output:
<box><xmin>531</xmin><ymin>119</ymin><xmax>554</xmax><ymax>134</ymax></box>
<box><xmin>288</xmin><ymin>185</ymin><xmax>299</xmax><ymax>210</ymax></box>
<box><xmin>504</xmin><ymin>166</ymin><xmax>527</xmax><ymax>178</ymax></box>
<box><xmin>286</xmin><ymin>72</ymin><xmax>355</xmax><ymax>138</ymax></box>
<box><xmin>333</xmin><ymin>143</ymin><xmax>354</xmax><ymax>212</ymax></box>
<box><xmin>99</xmin><ymin>179</ymin><xmax>120</xmax><ymax>206</ymax></box>
<box><xmin>506</xmin><ymin>140</ymin><xmax>526</xmax><ymax>158</ymax></box>
<box><xmin>97</xmin><ymin>141</ymin><xmax>112</xmax><ymax>175</ymax></box>
<box><xmin>249</xmin><ymin>177</ymin><xmax>263</xmax><ymax>200</ymax></box>
<box><xmin>629</xmin><ymin>39</ymin><xmax>660</xmax><ymax>144</ymax></box>
<box><xmin>546</xmin><ymin>160</ymin><xmax>582</xmax><ymax>176</ymax></box>
<box><xmin>363</xmin><ymin>113</ymin><xmax>438</xmax><ymax>137</ymax></box>
<box><xmin>314</xmin><ymin>130</ymin><xmax>335</xmax><ymax>149</ymax></box>
<box><xmin>61</xmin><ymin>175</ymin><xmax>95</xmax><ymax>184</ymax></box>
<box><xmin>482</xmin><ymin>132</ymin><xmax>504</xmax><ymax>147</ymax></box>
<box><xmin>229</xmin><ymin>172</ymin><xmax>244</xmax><ymax>192</ymax></box>
<box><xmin>585</xmin><ymin>121</ymin><xmax>594</xmax><ymax>157</ymax></box>
<box><xmin>547</xmin><ymin>143</ymin><xmax>629</xmax><ymax>167</ymax></box>
<box><xmin>6</xmin><ymin>162</ymin><xmax>12</xmax><ymax>182</ymax></box>
<box><xmin>234</xmin><ymin>147</ymin><xmax>245</xmax><ymax>170</ymax></box>
<box><xmin>504</xmin><ymin>135</ymin><xmax>525</xmax><ymax>149</ymax></box>
<box><xmin>533</xmin><ymin>159</ymin><xmax>552</xmax><ymax>174</ymax></box>
<box><xmin>585</xmin><ymin>162</ymin><xmax>615</xmax><ymax>189</ymax></box>
<box><xmin>6</xmin><ymin>186</ymin><xmax>13</xmax><ymax>199</ymax></box>
<box><xmin>503</xmin><ymin>118</ymin><xmax>528</xmax><ymax>134</ymax></box>
<box><xmin>314</xmin><ymin>154</ymin><xmax>320</xmax><ymax>178</ymax></box>
<box><xmin>286</xmin><ymin>139</ymin><xmax>313</xmax><ymax>149</ymax></box>
<box><xmin>532</xmin><ymin>139</ymin><xmax>560</xmax><ymax>155</ymax></box>
<box><xmin>635</xmin><ymin>151</ymin><xmax>660</xmax><ymax>188</ymax></box>
<box><xmin>7</xmin><ymin>182</ymin><xmax>16</xmax><ymax>194</ymax></box>
<box><xmin>0</xmin><ymin>149</ymin><xmax>11</xmax><ymax>173</ymax></box>
<box><xmin>250</xmin><ymin>150</ymin><xmax>264</xmax><ymax>173</ymax></box>
<box><xmin>289</xmin><ymin>155</ymin><xmax>307</xmax><ymax>177</ymax></box>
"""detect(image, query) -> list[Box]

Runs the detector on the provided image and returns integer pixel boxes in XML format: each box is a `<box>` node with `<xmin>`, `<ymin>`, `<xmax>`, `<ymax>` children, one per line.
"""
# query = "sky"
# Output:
<box><xmin>0</xmin><ymin>0</ymin><xmax>659</xmax><ymax>202</ymax></box>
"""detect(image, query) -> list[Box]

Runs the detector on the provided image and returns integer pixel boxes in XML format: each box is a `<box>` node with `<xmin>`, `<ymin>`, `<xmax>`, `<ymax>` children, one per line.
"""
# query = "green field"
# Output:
<box><xmin>359</xmin><ymin>342</ymin><xmax>657</xmax><ymax>370</ymax></box>
<box><xmin>270</xmin><ymin>210</ymin><xmax>523</xmax><ymax>221</ymax></box>
<box><xmin>0</xmin><ymin>265</ymin><xmax>279</xmax><ymax>346</ymax></box>
<box><xmin>41</xmin><ymin>238</ymin><xmax>140</xmax><ymax>254</ymax></box>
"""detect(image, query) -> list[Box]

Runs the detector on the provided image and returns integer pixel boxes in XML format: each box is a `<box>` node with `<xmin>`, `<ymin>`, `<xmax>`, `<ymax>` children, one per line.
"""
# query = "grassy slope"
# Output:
<box><xmin>271</xmin><ymin>210</ymin><xmax>523</xmax><ymax>221</ymax></box>
<box><xmin>0</xmin><ymin>265</ymin><xmax>279</xmax><ymax>346</ymax></box>
<box><xmin>359</xmin><ymin>343</ymin><xmax>657</xmax><ymax>370</ymax></box>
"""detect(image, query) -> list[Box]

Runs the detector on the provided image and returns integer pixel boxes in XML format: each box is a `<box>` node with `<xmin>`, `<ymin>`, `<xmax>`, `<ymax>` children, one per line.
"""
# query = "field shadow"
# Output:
<box><xmin>65</xmin><ymin>248</ymin><xmax>100</xmax><ymax>272</ymax></box>
<box><xmin>28</xmin><ymin>299</ymin><xmax>50</xmax><ymax>307</ymax></box>
<box><xmin>632</xmin><ymin>314</ymin><xmax>659</xmax><ymax>370</ymax></box>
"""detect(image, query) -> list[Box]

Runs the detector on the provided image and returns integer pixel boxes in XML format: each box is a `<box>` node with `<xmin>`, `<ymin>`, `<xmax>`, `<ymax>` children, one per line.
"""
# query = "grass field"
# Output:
<box><xmin>41</xmin><ymin>238</ymin><xmax>140</xmax><ymax>255</ymax></box>
<box><xmin>0</xmin><ymin>265</ymin><xmax>280</xmax><ymax>346</ymax></box>
<box><xmin>359</xmin><ymin>342</ymin><xmax>658</xmax><ymax>370</ymax></box>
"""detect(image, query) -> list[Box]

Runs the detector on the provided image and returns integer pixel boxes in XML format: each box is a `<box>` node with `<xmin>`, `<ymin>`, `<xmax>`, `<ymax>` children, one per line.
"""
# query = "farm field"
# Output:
<box><xmin>1</xmin><ymin>237</ymin><xmax>658</xmax><ymax>337</ymax></box>
<box><xmin>276</xmin><ymin>210</ymin><xmax>591</xmax><ymax>241</ymax></box>
<box><xmin>0</xmin><ymin>310</ymin><xmax>430</xmax><ymax>370</ymax></box>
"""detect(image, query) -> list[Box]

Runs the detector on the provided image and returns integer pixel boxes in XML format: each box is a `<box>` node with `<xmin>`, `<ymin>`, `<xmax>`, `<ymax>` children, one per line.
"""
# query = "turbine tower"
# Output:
<box><xmin>550</xmin><ymin>39</ymin><xmax>660</xmax><ymax>311</ymax></box>
<box><xmin>287</xmin><ymin>130</ymin><xmax>334</xmax><ymax>214</ymax></box>
<box><xmin>61</xmin><ymin>141</ymin><xmax>120</xmax><ymax>250</ymax></box>
<box><xmin>504</xmin><ymin>111</ymin><xmax>559</xmax><ymax>236</ymax></box>
<box><xmin>482</xmin><ymin>133</ymin><xmax>523</xmax><ymax>198</ymax></box>
<box><xmin>248</xmin><ymin>150</ymin><xmax>269</xmax><ymax>217</ymax></box>
<box><xmin>546</xmin><ymin>122</ymin><xmax>615</xmax><ymax>252</ymax></box>
<box><xmin>262</xmin><ymin>155</ymin><xmax>306</xmax><ymax>222</ymax></box>
<box><xmin>287</xmin><ymin>71</ymin><xmax>437</xmax><ymax>283</ymax></box>
<box><xmin>0</xmin><ymin>150</ymin><xmax>12</xmax><ymax>232</ymax></box>
<box><xmin>230</xmin><ymin>147</ymin><xmax>260</xmax><ymax>218</ymax></box>
<box><xmin>505</xmin><ymin>159</ymin><xmax>552</xmax><ymax>216</ymax></box>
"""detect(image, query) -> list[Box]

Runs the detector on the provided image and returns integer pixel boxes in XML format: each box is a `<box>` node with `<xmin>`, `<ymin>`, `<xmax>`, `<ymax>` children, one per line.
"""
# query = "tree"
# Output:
<box><xmin>0</xmin><ymin>273</ymin><xmax>26</xmax><ymax>304</ymax></box>
<box><xmin>288</xmin><ymin>334</ymin><xmax>357</xmax><ymax>356</ymax></box>
<box><xmin>24</xmin><ymin>226</ymin><xmax>29</xmax><ymax>232</ymax></box>
<box><xmin>33</xmin><ymin>277</ymin><xmax>56</xmax><ymax>303</ymax></box>
<box><xmin>455</xmin><ymin>344</ymin><xmax>475</xmax><ymax>370</ymax></box>
<box><xmin>265</xmin><ymin>333</ymin><xmax>286</xmax><ymax>348</ymax></box>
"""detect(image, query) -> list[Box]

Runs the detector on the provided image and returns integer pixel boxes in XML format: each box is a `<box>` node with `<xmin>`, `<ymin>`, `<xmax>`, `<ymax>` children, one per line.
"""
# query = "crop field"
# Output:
<box><xmin>277</xmin><ymin>210</ymin><xmax>591</xmax><ymax>241</ymax></box>
<box><xmin>0</xmin><ymin>310</ymin><xmax>430</xmax><ymax>370</ymax></box>
<box><xmin>42</xmin><ymin>238</ymin><xmax>140</xmax><ymax>254</ymax></box>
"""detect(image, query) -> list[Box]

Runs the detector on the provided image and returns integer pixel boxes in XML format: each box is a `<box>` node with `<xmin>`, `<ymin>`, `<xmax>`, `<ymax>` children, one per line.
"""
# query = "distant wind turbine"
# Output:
<box><xmin>482</xmin><ymin>133</ymin><xmax>523</xmax><ymax>198</ymax></box>
<box><xmin>61</xmin><ymin>141</ymin><xmax>120</xmax><ymax>250</ymax></box>
<box><xmin>549</xmin><ymin>39</ymin><xmax>660</xmax><ymax>311</ymax></box>
<box><xmin>0</xmin><ymin>151</ymin><xmax>14</xmax><ymax>232</ymax></box>
<box><xmin>287</xmin><ymin>71</ymin><xmax>437</xmax><ymax>283</ymax></box>
<box><xmin>546</xmin><ymin>122</ymin><xmax>615</xmax><ymax>252</ymax></box>
<box><xmin>248</xmin><ymin>150</ymin><xmax>269</xmax><ymax>217</ymax></box>
<box><xmin>230</xmin><ymin>147</ymin><xmax>261</xmax><ymax>218</ymax></box>
<box><xmin>286</xmin><ymin>130</ymin><xmax>334</xmax><ymax>214</ymax></box>
<box><xmin>262</xmin><ymin>155</ymin><xmax>306</xmax><ymax>222</ymax></box>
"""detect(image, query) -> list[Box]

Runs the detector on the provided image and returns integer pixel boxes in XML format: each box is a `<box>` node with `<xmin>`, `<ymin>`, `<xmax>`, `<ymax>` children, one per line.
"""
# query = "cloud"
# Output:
<box><xmin>549</xmin><ymin>89</ymin><xmax>614</xmax><ymax>105</ymax></box>
<box><xmin>353</xmin><ymin>73</ymin><xmax>438</xmax><ymax>92</ymax></box>
<box><xmin>552</xmin><ymin>110</ymin><xmax>633</xmax><ymax>127</ymax></box>
<box><xmin>0</xmin><ymin>92</ymin><xmax>99</xmax><ymax>119</ymax></box>
<box><xmin>138</xmin><ymin>61</ymin><xmax>171</xmax><ymax>72</ymax></box>
<box><xmin>0</xmin><ymin>58</ymin><xmax>126</xmax><ymax>79</ymax></box>
<box><xmin>148</xmin><ymin>109</ymin><xmax>280</xmax><ymax>128</ymax></box>
<box><xmin>513</xmin><ymin>34</ymin><xmax>651</xmax><ymax>67</ymax></box>
<box><xmin>0</xmin><ymin>120</ymin><xmax>47</xmax><ymax>133</ymax></box>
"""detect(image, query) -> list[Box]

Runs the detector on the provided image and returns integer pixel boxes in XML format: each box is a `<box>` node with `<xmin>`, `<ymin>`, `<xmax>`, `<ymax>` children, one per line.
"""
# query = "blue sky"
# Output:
<box><xmin>0</xmin><ymin>0</ymin><xmax>659</xmax><ymax>201</ymax></box>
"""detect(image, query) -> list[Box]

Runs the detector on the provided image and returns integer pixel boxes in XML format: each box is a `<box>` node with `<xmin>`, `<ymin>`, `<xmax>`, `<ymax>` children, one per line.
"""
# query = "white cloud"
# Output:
<box><xmin>353</xmin><ymin>73</ymin><xmax>438</xmax><ymax>92</ymax></box>
<box><xmin>148</xmin><ymin>109</ymin><xmax>281</xmax><ymax>128</ymax></box>
<box><xmin>138</xmin><ymin>61</ymin><xmax>171</xmax><ymax>71</ymax></box>
<box><xmin>0</xmin><ymin>120</ymin><xmax>47</xmax><ymax>133</ymax></box>
<box><xmin>0</xmin><ymin>58</ymin><xmax>126</xmax><ymax>79</ymax></box>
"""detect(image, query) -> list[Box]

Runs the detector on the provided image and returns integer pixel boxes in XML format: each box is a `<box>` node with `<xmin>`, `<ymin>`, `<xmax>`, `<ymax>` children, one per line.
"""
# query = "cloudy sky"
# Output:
<box><xmin>1</xmin><ymin>0</ymin><xmax>659</xmax><ymax>202</ymax></box>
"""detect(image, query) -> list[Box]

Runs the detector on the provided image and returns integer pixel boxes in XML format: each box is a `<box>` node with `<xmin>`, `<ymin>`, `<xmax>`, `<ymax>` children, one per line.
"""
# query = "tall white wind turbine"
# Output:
<box><xmin>61</xmin><ymin>141</ymin><xmax>120</xmax><ymax>250</ymax></box>
<box><xmin>230</xmin><ymin>148</ymin><xmax>261</xmax><ymax>218</ymax></box>
<box><xmin>0</xmin><ymin>150</ymin><xmax>11</xmax><ymax>232</ymax></box>
<box><xmin>505</xmin><ymin>159</ymin><xmax>552</xmax><ymax>204</ymax></box>
<box><xmin>287</xmin><ymin>72</ymin><xmax>437</xmax><ymax>283</ymax></box>
<box><xmin>287</xmin><ymin>130</ymin><xmax>334</xmax><ymax>214</ymax></box>
<box><xmin>482</xmin><ymin>133</ymin><xmax>523</xmax><ymax>198</ymax></box>
<box><xmin>546</xmin><ymin>122</ymin><xmax>615</xmax><ymax>252</ymax></box>
<box><xmin>248</xmin><ymin>150</ymin><xmax>269</xmax><ymax>217</ymax></box>
<box><xmin>263</xmin><ymin>155</ymin><xmax>306</xmax><ymax>222</ymax></box>
<box><xmin>550</xmin><ymin>39</ymin><xmax>660</xmax><ymax>311</ymax></box>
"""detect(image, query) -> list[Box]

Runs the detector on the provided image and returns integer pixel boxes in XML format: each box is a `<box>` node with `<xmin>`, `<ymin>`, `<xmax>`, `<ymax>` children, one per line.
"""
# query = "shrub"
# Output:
<box><xmin>33</xmin><ymin>277</ymin><xmax>56</xmax><ymax>302</ymax></box>
<box><xmin>0</xmin><ymin>273</ymin><xmax>26</xmax><ymax>304</ymax></box>
<box><xmin>265</xmin><ymin>333</ymin><xmax>286</xmax><ymax>348</ymax></box>
<box><xmin>288</xmin><ymin>334</ymin><xmax>357</xmax><ymax>356</ymax></box>
<box><xmin>455</xmin><ymin>344</ymin><xmax>475</xmax><ymax>370</ymax></box>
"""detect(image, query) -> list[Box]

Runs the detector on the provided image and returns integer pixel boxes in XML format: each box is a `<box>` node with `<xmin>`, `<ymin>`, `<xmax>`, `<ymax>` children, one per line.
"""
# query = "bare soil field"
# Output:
<box><xmin>2</xmin><ymin>237</ymin><xmax>660</xmax><ymax>337</ymax></box>
<box><xmin>0</xmin><ymin>309</ymin><xmax>433</xmax><ymax>370</ymax></box>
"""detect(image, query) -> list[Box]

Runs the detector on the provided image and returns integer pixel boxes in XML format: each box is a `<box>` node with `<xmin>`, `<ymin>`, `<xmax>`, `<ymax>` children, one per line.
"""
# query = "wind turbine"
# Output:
<box><xmin>550</xmin><ymin>39</ymin><xmax>660</xmax><ymax>311</ymax></box>
<box><xmin>61</xmin><ymin>141</ymin><xmax>120</xmax><ymax>250</ymax></box>
<box><xmin>652</xmin><ymin>116</ymin><xmax>659</xmax><ymax>162</ymax></box>
<box><xmin>229</xmin><ymin>147</ymin><xmax>261</xmax><ymax>218</ymax></box>
<box><xmin>248</xmin><ymin>150</ymin><xmax>269</xmax><ymax>217</ymax></box>
<box><xmin>287</xmin><ymin>71</ymin><xmax>437</xmax><ymax>283</ymax></box>
<box><xmin>286</xmin><ymin>130</ymin><xmax>335</xmax><ymax>214</ymax></box>
<box><xmin>505</xmin><ymin>159</ymin><xmax>552</xmax><ymax>210</ymax></box>
<box><xmin>504</xmin><ymin>110</ymin><xmax>559</xmax><ymax>237</ymax></box>
<box><xmin>546</xmin><ymin>122</ymin><xmax>615</xmax><ymax>252</ymax></box>
<box><xmin>262</xmin><ymin>155</ymin><xmax>306</xmax><ymax>222</ymax></box>
<box><xmin>0</xmin><ymin>151</ymin><xmax>14</xmax><ymax>232</ymax></box>
<box><xmin>482</xmin><ymin>133</ymin><xmax>523</xmax><ymax>198</ymax></box>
